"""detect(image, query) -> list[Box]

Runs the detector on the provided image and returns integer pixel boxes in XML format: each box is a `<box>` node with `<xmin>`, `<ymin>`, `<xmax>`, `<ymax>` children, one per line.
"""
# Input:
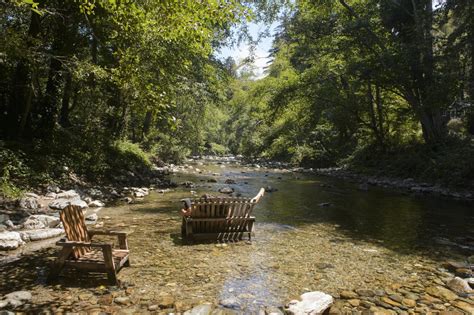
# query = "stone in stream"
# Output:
<box><xmin>425</xmin><ymin>286</ymin><xmax>458</xmax><ymax>301</ymax></box>
<box><xmin>447</xmin><ymin>277</ymin><xmax>473</xmax><ymax>294</ymax></box>
<box><xmin>218</xmin><ymin>187</ymin><xmax>234</xmax><ymax>194</ymax></box>
<box><xmin>339</xmin><ymin>290</ymin><xmax>358</xmax><ymax>299</ymax></box>
<box><xmin>18</xmin><ymin>197</ymin><xmax>39</xmax><ymax>210</ymax></box>
<box><xmin>184</xmin><ymin>304</ymin><xmax>214</xmax><ymax>315</ymax></box>
<box><xmin>219</xmin><ymin>297</ymin><xmax>240</xmax><ymax>309</ymax></box>
<box><xmin>22</xmin><ymin>215</ymin><xmax>60</xmax><ymax>229</ymax></box>
<box><xmin>285</xmin><ymin>291</ymin><xmax>333</xmax><ymax>314</ymax></box>
<box><xmin>1</xmin><ymin>290</ymin><xmax>32</xmax><ymax>308</ymax></box>
<box><xmin>224</xmin><ymin>179</ymin><xmax>236</xmax><ymax>184</ymax></box>
<box><xmin>265</xmin><ymin>186</ymin><xmax>278</xmax><ymax>193</ymax></box>
<box><xmin>19</xmin><ymin>228</ymin><xmax>64</xmax><ymax>242</ymax></box>
<box><xmin>318</xmin><ymin>202</ymin><xmax>331</xmax><ymax>207</ymax></box>
<box><xmin>0</xmin><ymin>231</ymin><xmax>24</xmax><ymax>249</ymax></box>
<box><xmin>88</xmin><ymin>200</ymin><xmax>105</xmax><ymax>207</ymax></box>
<box><xmin>207</xmin><ymin>178</ymin><xmax>218</xmax><ymax>183</ymax></box>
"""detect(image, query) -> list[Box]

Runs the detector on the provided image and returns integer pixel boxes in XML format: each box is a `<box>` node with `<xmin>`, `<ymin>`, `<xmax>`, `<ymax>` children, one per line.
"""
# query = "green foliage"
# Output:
<box><xmin>0</xmin><ymin>145</ymin><xmax>28</xmax><ymax>198</ymax></box>
<box><xmin>107</xmin><ymin>140</ymin><xmax>152</xmax><ymax>173</ymax></box>
<box><xmin>151</xmin><ymin>133</ymin><xmax>190</xmax><ymax>165</ymax></box>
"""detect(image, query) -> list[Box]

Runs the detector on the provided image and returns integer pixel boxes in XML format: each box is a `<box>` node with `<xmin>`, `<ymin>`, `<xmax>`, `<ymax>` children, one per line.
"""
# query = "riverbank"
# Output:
<box><xmin>1</xmin><ymin>159</ymin><xmax>473</xmax><ymax>314</ymax></box>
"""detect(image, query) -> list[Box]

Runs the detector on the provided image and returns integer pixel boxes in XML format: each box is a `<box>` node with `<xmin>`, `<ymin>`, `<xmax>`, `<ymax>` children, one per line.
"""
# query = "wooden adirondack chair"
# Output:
<box><xmin>181</xmin><ymin>187</ymin><xmax>264</xmax><ymax>242</ymax></box>
<box><xmin>49</xmin><ymin>205</ymin><xmax>130</xmax><ymax>284</ymax></box>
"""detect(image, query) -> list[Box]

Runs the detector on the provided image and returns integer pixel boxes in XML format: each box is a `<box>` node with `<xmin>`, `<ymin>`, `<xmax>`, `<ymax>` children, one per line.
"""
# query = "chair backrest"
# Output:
<box><xmin>60</xmin><ymin>205</ymin><xmax>90</xmax><ymax>259</ymax></box>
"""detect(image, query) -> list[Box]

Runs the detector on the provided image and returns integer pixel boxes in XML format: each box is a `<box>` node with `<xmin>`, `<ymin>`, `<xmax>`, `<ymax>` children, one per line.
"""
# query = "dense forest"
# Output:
<box><xmin>1</xmin><ymin>0</ymin><xmax>474</xmax><ymax>196</ymax></box>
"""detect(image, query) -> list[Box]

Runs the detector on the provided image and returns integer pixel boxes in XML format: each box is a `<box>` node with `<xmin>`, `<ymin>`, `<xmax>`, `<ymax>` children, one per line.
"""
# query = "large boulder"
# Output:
<box><xmin>56</xmin><ymin>190</ymin><xmax>80</xmax><ymax>199</ymax></box>
<box><xmin>22</xmin><ymin>215</ymin><xmax>60</xmax><ymax>229</ymax></box>
<box><xmin>0</xmin><ymin>214</ymin><xmax>9</xmax><ymax>224</ymax></box>
<box><xmin>447</xmin><ymin>277</ymin><xmax>473</xmax><ymax>295</ymax></box>
<box><xmin>0</xmin><ymin>231</ymin><xmax>24</xmax><ymax>250</ymax></box>
<box><xmin>88</xmin><ymin>200</ymin><xmax>105</xmax><ymax>208</ymax></box>
<box><xmin>19</xmin><ymin>228</ymin><xmax>64</xmax><ymax>242</ymax></box>
<box><xmin>18</xmin><ymin>197</ymin><xmax>39</xmax><ymax>210</ymax></box>
<box><xmin>49</xmin><ymin>198</ymin><xmax>88</xmax><ymax>210</ymax></box>
<box><xmin>285</xmin><ymin>291</ymin><xmax>333</xmax><ymax>315</ymax></box>
<box><xmin>2</xmin><ymin>291</ymin><xmax>32</xmax><ymax>308</ymax></box>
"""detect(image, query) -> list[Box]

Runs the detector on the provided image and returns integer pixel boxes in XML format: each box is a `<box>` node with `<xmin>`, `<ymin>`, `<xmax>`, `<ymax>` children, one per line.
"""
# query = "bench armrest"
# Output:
<box><xmin>88</xmin><ymin>230</ymin><xmax>127</xmax><ymax>236</ymax></box>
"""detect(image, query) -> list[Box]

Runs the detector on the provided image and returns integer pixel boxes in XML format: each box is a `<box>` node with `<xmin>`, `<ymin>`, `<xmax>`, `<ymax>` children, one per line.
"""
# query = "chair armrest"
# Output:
<box><xmin>56</xmin><ymin>239</ymin><xmax>111</xmax><ymax>249</ymax></box>
<box><xmin>88</xmin><ymin>230</ymin><xmax>129</xmax><ymax>250</ymax></box>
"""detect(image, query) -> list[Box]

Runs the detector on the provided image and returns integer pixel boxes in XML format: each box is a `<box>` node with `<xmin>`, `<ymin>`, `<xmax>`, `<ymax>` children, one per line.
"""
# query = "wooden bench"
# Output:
<box><xmin>181</xmin><ymin>188</ymin><xmax>264</xmax><ymax>242</ymax></box>
<box><xmin>48</xmin><ymin>205</ymin><xmax>130</xmax><ymax>285</ymax></box>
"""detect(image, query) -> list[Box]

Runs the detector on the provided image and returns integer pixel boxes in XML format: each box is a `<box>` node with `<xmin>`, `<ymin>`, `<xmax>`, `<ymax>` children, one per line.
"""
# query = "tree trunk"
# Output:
<box><xmin>6</xmin><ymin>11</ymin><xmax>41</xmax><ymax>139</ymax></box>
<box><xmin>59</xmin><ymin>71</ymin><xmax>73</xmax><ymax>127</ymax></box>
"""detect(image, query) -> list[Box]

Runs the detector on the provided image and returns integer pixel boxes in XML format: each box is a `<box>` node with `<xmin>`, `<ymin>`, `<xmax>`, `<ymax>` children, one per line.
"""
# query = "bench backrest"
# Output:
<box><xmin>60</xmin><ymin>205</ymin><xmax>90</xmax><ymax>259</ymax></box>
<box><xmin>189</xmin><ymin>187</ymin><xmax>264</xmax><ymax>219</ymax></box>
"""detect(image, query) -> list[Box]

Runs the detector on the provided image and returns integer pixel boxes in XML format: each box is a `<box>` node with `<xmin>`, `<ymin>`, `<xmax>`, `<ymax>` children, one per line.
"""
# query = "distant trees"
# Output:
<box><xmin>223</xmin><ymin>0</ymin><xmax>474</xmax><ymax>170</ymax></box>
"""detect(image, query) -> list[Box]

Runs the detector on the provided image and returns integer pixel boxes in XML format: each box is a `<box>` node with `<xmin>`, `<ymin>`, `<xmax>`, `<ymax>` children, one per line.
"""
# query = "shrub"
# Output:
<box><xmin>107</xmin><ymin>140</ymin><xmax>152</xmax><ymax>173</ymax></box>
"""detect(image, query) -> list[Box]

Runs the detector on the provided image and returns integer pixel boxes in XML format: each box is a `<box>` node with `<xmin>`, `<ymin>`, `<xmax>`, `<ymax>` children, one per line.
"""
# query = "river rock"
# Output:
<box><xmin>19</xmin><ymin>228</ymin><xmax>64</xmax><ymax>242</ymax></box>
<box><xmin>114</xmin><ymin>296</ymin><xmax>130</xmax><ymax>305</ymax></box>
<box><xmin>56</xmin><ymin>190</ymin><xmax>80</xmax><ymax>199</ymax></box>
<box><xmin>219</xmin><ymin>297</ymin><xmax>240</xmax><ymax>309</ymax></box>
<box><xmin>219</xmin><ymin>187</ymin><xmax>234</xmax><ymax>194</ymax></box>
<box><xmin>18</xmin><ymin>197</ymin><xmax>39</xmax><ymax>210</ymax></box>
<box><xmin>2</xmin><ymin>291</ymin><xmax>32</xmax><ymax>308</ymax></box>
<box><xmin>184</xmin><ymin>303</ymin><xmax>213</xmax><ymax>315</ymax></box>
<box><xmin>88</xmin><ymin>200</ymin><xmax>105</xmax><ymax>207</ymax></box>
<box><xmin>0</xmin><ymin>231</ymin><xmax>24</xmax><ymax>249</ymax></box>
<box><xmin>339</xmin><ymin>291</ymin><xmax>358</xmax><ymax>299</ymax></box>
<box><xmin>452</xmin><ymin>300</ymin><xmax>474</xmax><ymax>313</ymax></box>
<box><xmin>0</xmin><ymin>214</ymin><xmax>9</xmax><ymax>224</ymax></box>
<box><xmin>426</xmin><ymin>286</ymin><xmax>458</xmax><ymax>301</ymax></box>
<box><xmin>318</xmin><ymin>202</ymin><xmax>331</xmax><ymax>207</ymax></box>
<box><xmin>207</xmin><ymin>178</ymin><xmax>218</xmax><ymax>183</ymax></box>
<box><xmin>285</xmin><ymin>291</ymin><xmax>333</xmax><ymax>314</ymax></box>
<box><xmin>265</xmin><ymin>186</ymin><xmax>278</xmax><ymax>193</ymax></box>
<box><xmin>49</xmin><ymin>198</ymin><xmax>88</xmax><ymax>210</ymax></box>
<box><xmin>85</xmin><ymin>213</ymin><xmax>98</xmax><ymax>222</ymax></box>
<box><xmin>22</xmin><ymin>215</ymin><xmax>60</xmax><ymax>229</ymax></box>
<box><xmin>224</xmin><ymin>179</ymin><xmax>236</xmax><ymax>184</ymax></box>
<box><xmin>447</xmin><ymin>277</ymin><xmax>473</xmax><ymax>294</ymax></box>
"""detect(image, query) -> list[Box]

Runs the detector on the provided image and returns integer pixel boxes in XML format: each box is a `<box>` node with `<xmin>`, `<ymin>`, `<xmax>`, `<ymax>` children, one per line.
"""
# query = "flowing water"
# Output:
<box><xmin>1</xmin><ymin>159</ymin><xmax>473</xmax><ymax>313</ymax></box>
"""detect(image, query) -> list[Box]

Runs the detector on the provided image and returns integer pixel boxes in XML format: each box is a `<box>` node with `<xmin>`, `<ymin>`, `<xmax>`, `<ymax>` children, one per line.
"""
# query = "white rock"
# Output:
<box><xmin>18</xmin><ymin>197</ymin><xmax>39</xmax><ymax>209</ymax></box>
<box><xmin>286</xmin><ymin>291</ymin><xmax>333</xmax><ymax>315</ymax></box>
<box><xmin>0</xmin><ymin>299</ymin><xmax>8</xmax><ymax>308</ymax></box>
<box><xmin>49</xmin><ymin>198</ymin><xmax>88</xmax><ymax>210</ymax></box>
<box><xmin>56</xmin><ymin>190</ymin><xmax>79</xmax><ymax>199</ymax></box>
<box><xmin>24</xmin><ymin>193</ymin><xmax>39</xmax><ymax>199</ymax></box>
<box><xmin>88</xmin><ymin>200</ymin><xmax>105</xmax><ymax>207</ymax></box>
<box><xmin>22</xmin><ymin>215</ymin><xmax>60</xmax><ymax>229</ymax></box>
<box><xmin>85</xmin><ymin>213</ymin><xmax>98</xmax><ymax>222</ymax></box>
<box><xmin>447</xmin><ymin>277</ymin><xmax>473</xmax><ymax>294</ymax></box>
<box><xmin>19</xmin><ymin>228</ymin><xmax>64</xmax><ymax>242</ymax></box>
<box><xmin>44</xmin><ymin>192</ymin><xmax>57</xmax><ymax>199</ymax></box>
<box><xmin>184</xmin><ymin>304</ymin><xmax>213</xmax><ymax>315</ymax></box>
<box><xmin>0</xmin><ymin>232</ymin><xmax>24</xmax><ymax>250</ymax></box>
<box><xmin>4</xmin><ymin>291</ymin><xmax>32</xmax><ymax>302</ymax></box>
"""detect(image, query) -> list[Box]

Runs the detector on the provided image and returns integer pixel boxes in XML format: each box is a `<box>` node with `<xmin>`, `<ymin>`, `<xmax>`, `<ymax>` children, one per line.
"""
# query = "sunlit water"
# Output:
<box><xmin>1</xmin><ymin>159</ymin><xmax>473</xmax><ymax>313</ymax></box>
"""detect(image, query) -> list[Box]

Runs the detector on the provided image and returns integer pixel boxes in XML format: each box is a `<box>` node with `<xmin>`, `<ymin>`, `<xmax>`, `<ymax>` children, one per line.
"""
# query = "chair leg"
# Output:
<box><xmin>48</xmin><ymin>247</ymin><xmax>72</xmax><ymax>282</ymax></box>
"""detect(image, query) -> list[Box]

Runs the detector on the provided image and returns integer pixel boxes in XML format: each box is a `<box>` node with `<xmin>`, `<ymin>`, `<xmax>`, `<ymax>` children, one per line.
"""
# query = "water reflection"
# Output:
<box><xmin>176</xmin><ymin>161</ymin><xmax>474</xmax><ymax>253</ymax></box>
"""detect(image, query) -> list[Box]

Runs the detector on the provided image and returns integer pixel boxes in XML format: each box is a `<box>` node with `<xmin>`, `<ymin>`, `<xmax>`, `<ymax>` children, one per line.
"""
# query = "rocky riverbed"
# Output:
<box><xmin>0</xmin><ymin>158</ymin><xmax>473</xmax><ymax>314</ymax></box>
